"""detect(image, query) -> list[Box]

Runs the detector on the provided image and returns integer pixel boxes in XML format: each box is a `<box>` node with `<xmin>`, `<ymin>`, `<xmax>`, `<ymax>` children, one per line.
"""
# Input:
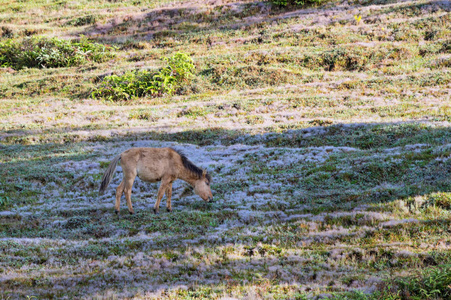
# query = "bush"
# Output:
<box><xmin>92</xmin><ymin>52</ymin><xmax>195</xmax><ymax>101</ymax></box>
<box><xmin>271</xmin><ymin>0</ymin><xmax>324</xmax><ymax>7</ymax></box>
<box><xmin>397</xmin><ymin>266</ymin><xmax>451</xmax><ymax>299</ymax></box>
<box><xmin>0</xmin><ymin>36</ymin><xmax>113</xmax><ymax>70</ymax></box>
<box><xmin>342</xmin><ymin>266</ymin><xmax>451</xmax><ymax>299</ymax></box>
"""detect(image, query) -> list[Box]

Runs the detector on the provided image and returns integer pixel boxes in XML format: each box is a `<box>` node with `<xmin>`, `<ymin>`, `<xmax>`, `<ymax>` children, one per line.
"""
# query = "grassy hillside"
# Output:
<box><xmin>0</xmin><ymin>0</ymin><xmax>450</xmax><ymax>299</ymax></box>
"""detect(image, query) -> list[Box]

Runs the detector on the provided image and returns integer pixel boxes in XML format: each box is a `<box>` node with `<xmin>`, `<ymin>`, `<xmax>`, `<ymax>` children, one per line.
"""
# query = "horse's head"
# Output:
<box><xmin>193</xmin><ymin>169</ymin><xmax>213</xmax><ymax>202</ymax></box>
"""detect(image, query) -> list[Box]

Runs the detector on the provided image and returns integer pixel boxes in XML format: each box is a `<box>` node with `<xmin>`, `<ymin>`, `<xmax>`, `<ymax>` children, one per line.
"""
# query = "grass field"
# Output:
<box><xmin>0</xmin><ymin>0</ymin><xmax>450</xmax><ymax>299</ymax></box>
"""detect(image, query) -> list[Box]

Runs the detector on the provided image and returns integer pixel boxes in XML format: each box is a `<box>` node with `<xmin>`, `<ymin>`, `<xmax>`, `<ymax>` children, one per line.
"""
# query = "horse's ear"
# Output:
<box><xmin>202</xmin><ymin>169</ymin><xmax>207</xmax><ymax>177</ymax></box>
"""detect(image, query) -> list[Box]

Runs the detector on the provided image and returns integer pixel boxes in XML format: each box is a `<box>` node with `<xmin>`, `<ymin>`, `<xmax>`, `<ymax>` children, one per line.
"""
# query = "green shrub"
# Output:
<box><xmin>271</xmin><ymin>0</ymin><xmax>324</xmax><ymax>7</ymax></box>
<box><xmin>92</xmin><ymin>52</ymin><xmax>195</xmax><ymax>101</ymax></box>
<box><xmin>397</xmin><ymin>266</ymin><xmax>451</xmax><ymax>299</ymax></box>
<box><xmin>0</xmin><ymin>36</ymin><xmax>112</xmax><ymax>70</ymax></box>
<box><xmin>342</xmin><ymin>266</ymin><xmax>451</xmax><ymax>299</ymax></box>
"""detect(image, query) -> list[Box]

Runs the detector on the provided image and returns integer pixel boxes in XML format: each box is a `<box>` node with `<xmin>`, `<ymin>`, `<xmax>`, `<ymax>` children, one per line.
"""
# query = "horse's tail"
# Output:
<box><xmin>99</xmin><ymin>154</ymin><xmax>121</xmax><ymax>195</ymax></box>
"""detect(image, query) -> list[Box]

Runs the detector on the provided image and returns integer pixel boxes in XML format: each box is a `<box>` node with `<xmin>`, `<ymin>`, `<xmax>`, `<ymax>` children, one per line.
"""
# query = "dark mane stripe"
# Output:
<box><xmin>172</xmin><ymin>148</ymin><xmax>211</xmax><ymax>181</ymax></box>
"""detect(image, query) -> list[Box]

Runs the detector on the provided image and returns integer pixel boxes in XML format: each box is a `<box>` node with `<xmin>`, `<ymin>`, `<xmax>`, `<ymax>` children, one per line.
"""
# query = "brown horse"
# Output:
<box><xmin>99</xmin><ymin>147</ymin><xmax>213</xmax><ymax>214</ymax></box>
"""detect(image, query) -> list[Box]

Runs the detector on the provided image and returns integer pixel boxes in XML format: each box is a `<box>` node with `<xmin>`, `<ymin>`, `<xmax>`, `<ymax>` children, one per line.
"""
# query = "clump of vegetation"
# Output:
<box><xmin>0</xmin><ymin>36</ymin><xmax>112</xmax><ymax>70</ymax></box>
<box><xmin>427</xmin><ymin>192</ymin><xmax>451</xmax><ymax>210</ymax></box>
<box><xmin>92</xmin><ymin>52</ymin><xmax>195</xmax><ymax>101</ymax></box>
<box><xmin>396</xmin><ymin>266</ymin><xmax>451</xmax><ymax>299</ymax></box>
<box><xmin>341</xmin><ymin>266</ymin><xmax>451</xmax><ymax>299</ymax></box>
<box><xmin>0</xmin><ymin>195</ymin><xmax>9</xmax><ymax>208</ymax></box>
<box><xmin>1</xmin><ymin>26</ymin><xmax>16</xmax><ymax>38</ymax></box>
<box><xmin>69</xmin><ymin>15</ymin><xmax>97</xmax><ymax>26</ymax></box>
<box><xmin>271</xmin><ymin>0</ymin><xmax>324</xmax><ymax>7</ymax></box>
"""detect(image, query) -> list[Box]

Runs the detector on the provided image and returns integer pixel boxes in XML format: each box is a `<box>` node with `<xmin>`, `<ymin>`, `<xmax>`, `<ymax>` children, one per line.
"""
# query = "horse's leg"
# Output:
<box><xmin>154</xmin><ymin>178</ymin><xmax>170</xmax><ymax>215</ymax></box>
<box><xmin>166</xmin><ymin>183</ymin><xmax>173</xmax><ymax>212</ymax></box>
<box><xmin>115</xmin><ymin>180</ymin><xmax>125</xmax><ymax>214</ymax></box>
<box><xmin>124</xmin><ymin>174</ymin><xmax>136</xmax><ymax>215</ymax></box>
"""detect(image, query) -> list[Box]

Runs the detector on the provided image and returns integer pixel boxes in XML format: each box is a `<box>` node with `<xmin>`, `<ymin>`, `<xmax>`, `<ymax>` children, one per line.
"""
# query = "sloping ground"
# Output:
<box><xmin>0</xmin><ymin>0</ymin><xmax>450</xmax><ymax>299</ymax></box>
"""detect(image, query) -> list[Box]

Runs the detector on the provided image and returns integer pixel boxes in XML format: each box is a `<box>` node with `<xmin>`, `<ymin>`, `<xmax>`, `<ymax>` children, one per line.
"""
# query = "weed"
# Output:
<box><xmin>271</xmin><ymin>0</ymin><xmax>324</xmax><ymax>7</ymax></box>
<box><xmin>92</xmin><ymin>52</ymin><xmax>194</xmax><ymax>101</ymax></box>
<box><xmin>397</xmin><ymin>266</ymin><xmax>451</xmax><ymax>299</ymax></box>
<box><xmin>0</xmin><ymin>36</ymin><xmax>112</xmax><ymax>70</ymax></box>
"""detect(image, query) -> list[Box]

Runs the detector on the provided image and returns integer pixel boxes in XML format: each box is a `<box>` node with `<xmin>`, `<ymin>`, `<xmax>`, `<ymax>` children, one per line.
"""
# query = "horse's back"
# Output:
<box><xmin>121</xmin><ymin>147</ymin><xmax>179</xmax><ymax>182</ymax></box>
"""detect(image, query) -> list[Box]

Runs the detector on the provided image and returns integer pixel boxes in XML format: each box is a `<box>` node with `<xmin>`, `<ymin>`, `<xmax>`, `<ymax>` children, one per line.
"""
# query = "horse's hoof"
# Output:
<box><xmin>115</xmin><ymin>210</ymin><xmax>119</xmax><ymax>215</ymax></box>
<box><xmin>153</xmin><ymin>208</ymin><xmax>159</xmax><ymax>215</ymax></box>
<box><xmin>167</xmin><ymin>208</ymin><xmax>172</xmax><ymax>213</ymax></box>
<box><xmin>129</xmin><ymin>211</ymin><xmax>134</xmax><ymax>215</ymax></box>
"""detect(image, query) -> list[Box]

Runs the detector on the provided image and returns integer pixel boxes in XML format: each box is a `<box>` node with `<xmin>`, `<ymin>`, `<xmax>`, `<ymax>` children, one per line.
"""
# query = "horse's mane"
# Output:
<box><xmin>172</xmin><ymin>148</ymin><xmax>211</xmax><ymax>182</ymax></box>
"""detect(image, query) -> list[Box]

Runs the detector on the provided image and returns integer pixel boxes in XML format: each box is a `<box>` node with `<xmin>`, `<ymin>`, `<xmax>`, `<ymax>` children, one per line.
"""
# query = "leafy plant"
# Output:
<box><xmin>397</xmin><ymin>266</ymin><xmax>451</xmax><ymax>299</ymax></box>
<box><xmin>0</xmin><ymin>36</ymin><xmax>113</xmax><ymax>69</ymax></box>
<box><xmin>92</xmin><ymin>52</ymin><xmax>195</xmax><ymax>101</ymax></box>
<box><xmin>270</xmin><ymin>0</ymin><xmax>324</xmax><ymax>7</ymax></box>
